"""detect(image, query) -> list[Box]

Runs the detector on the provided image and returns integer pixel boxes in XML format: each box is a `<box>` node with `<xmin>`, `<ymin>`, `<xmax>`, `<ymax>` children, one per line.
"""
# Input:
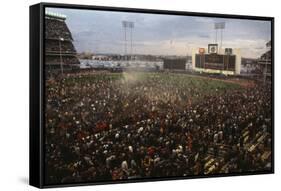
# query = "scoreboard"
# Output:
<box><xmin>195</xmin><ymin>54</ymin><xmax>236</xmax><ymax>71</ymax></box>
<box><xmin>192</xmin><ymin>45</ymin><xmax>241</xmax><ymax>74</ymax></box>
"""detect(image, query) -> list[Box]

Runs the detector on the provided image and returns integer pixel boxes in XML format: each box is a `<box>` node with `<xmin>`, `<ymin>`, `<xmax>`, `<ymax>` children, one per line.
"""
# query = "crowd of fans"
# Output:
<box><xmin>46</xmin><ymin>39</ymin><xmax>76</xmax><ymax>53</ymax></box>
<box><xmin>45</xmin><ymin>17</ymin><xmax>80</xmax><ymax>69</ymax></box>
<box><xmin>45</xmin><ymin>56</ymin><xmax>80</xmax><ymax>66</ymax></box>
<box><xmin>45</xmin><ymin>17</ymin><xmax>73</xmax><ymax>40</ymax></box>
<box><xmin>45</xmin><ymin>72</ymin><xmax>272</xmax><ymax>184</ymax></box>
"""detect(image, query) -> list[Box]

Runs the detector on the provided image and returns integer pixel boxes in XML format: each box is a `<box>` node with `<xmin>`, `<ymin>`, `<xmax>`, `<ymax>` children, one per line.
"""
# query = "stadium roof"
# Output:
<box><xmin>45</xmin><ymin>11</ymin><xmax>67</xmax><ymax>20</ymax></box>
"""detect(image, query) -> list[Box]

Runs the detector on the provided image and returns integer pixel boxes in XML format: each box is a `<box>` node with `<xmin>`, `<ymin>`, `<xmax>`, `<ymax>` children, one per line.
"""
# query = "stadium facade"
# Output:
<box><xmin>257</xmin><ymin>40</ymin><xmax>272</xmax><ymax>80</ymax></box>
<box><xmin>45</xmin><ymin>11</ymin><xmax>80</xmax><ymax>74</ymax></box>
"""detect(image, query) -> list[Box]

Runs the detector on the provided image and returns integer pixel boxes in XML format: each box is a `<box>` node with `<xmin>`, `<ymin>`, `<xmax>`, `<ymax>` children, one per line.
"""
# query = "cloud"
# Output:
<box><xmin>46</xmin><ymin>7</ymin><xmax>271</xmax><ymax>58</ymax></box>
<box><xmin>198</xmin><ymin>34</ymin><xmax>211</xmax><ymax>39</ymax></box>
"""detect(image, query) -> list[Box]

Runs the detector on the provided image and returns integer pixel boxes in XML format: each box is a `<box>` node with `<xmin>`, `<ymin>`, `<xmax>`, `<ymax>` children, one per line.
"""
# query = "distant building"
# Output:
<box><xmin>92</xmin><ymin>55</ymin><xmax>110</xmax><ymax>61</ymax></box>
<box><xmin>45</xmin><ymin>11</ymin><xmax>80</xmax><ymax>74</ymax></box>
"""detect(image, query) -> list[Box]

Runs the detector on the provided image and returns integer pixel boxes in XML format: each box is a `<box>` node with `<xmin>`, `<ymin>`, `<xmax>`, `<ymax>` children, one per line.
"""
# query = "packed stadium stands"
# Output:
<box><xmin>45</xmin><ymin>15</ymin><xmax>73</xmax><ymax>40</ymax></box>
<box><xmin>45</xmin><ymin>12</ymin><xmax>80</xmax><ymax>75</ymax></box>
<box><xmin>257</xmin><ymin>41</ymin><xmax>272</xmax><ymax>80</ymax></box>
<box><xmin>46</xmin><ymin>39</ymin><xmax>76</xmax><ymax>53</ymax></box>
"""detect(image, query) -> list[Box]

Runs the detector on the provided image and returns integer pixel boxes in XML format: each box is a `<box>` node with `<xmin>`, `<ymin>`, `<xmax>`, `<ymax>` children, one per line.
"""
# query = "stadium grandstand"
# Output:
<box><xmin>45</xmin><ymin>11</ymin><xmax>80</xmax><ymax>76</ymax></box>
<box><xmin>257</xmin><ymin>40</ymin><xmax>272</xmax><ymax>81</ymax></box>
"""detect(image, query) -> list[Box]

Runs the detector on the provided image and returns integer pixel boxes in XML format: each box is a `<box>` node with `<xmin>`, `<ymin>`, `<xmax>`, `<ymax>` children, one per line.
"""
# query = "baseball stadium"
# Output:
<box><xmin>44</xmin><ymin>10</ymin><xmax>272</xmax><ymax>184</ymax></box>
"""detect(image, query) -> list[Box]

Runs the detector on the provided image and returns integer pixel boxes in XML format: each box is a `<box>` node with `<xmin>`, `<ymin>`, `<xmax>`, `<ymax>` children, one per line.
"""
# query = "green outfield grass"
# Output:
<box><xmin>62</xmin><ymin>72</ymin><xmax>242</xmax><ymax>94</ymax></box>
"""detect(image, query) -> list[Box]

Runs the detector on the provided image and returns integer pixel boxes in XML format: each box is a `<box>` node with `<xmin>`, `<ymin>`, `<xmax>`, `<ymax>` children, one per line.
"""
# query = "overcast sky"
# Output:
<box><xmin>46</xmin><ymin>8</ymin><xmax>271</xmax><ymax>58</ymax></box>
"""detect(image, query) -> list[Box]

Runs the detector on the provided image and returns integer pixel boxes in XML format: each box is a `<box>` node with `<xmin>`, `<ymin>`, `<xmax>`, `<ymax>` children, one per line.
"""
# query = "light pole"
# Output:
<box><xmin>122</xmin><ymin>21</ymin><xmax>127</xmax><ymax>58</ymax></box>
<box><xmin>129</xmin><ymin>22</ymin><xmax>134</xmax><ymax>58</ymax></box>
<box><xmin>59</xmin><ymin>37</ymin><xmax>64</xmax><ymax>75</ymax></box>
<box><xmin>122</xmin><ymin>21</ymin><xmax>134</xmax><ymax>60</ymax></box>
<box><xmin>214</xmin><ymin>22</ymin><xmax>225</xmax><ymax>54</ymax></box>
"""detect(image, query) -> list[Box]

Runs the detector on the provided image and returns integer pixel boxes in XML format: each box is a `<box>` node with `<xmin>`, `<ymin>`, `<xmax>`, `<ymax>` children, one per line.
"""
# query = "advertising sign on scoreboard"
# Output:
<box><xmin>199</xmin><ymin>48</ymin><xmax>205</xmax><ymax>54</ymax></box>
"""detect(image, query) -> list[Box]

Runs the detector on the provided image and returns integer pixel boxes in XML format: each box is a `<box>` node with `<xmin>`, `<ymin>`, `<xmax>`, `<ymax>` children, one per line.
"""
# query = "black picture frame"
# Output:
<box><xmin>30</xmin><ymin>2</ymin><xmax>274</xmax><ymax>188</ymax></box>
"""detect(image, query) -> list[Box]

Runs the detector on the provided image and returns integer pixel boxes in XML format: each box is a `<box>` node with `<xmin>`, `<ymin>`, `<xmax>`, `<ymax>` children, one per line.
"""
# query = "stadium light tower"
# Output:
<box><xmin>129</xmin><ymin>22</ymin><xmax>134</xmax><ymax>56</ymax></box>
<box><xmin>122</xmin><ymin>21</ymin><xmax>134</xmax><ymax>60</ymax></box>
<box><xmin>122</xmin><ymin>21</ymin><xmax>127</xmax><ymax>57</ymax></box>
<box><xmin>59</xmin><ymin>37</ymin><xmax>64</xmax><ymax>74</ymax></box>
<box><xmin>214</xmin><ymin>22</ymin><xmax>225</xmax><ymax>54</ymax></box>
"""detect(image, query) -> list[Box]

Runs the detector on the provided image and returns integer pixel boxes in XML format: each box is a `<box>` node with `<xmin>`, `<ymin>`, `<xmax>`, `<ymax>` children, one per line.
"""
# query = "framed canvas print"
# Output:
<box><xmin>30</xmin><ymin>2</ymin><xmax>274</xmax><ymax>188</ymax></box>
